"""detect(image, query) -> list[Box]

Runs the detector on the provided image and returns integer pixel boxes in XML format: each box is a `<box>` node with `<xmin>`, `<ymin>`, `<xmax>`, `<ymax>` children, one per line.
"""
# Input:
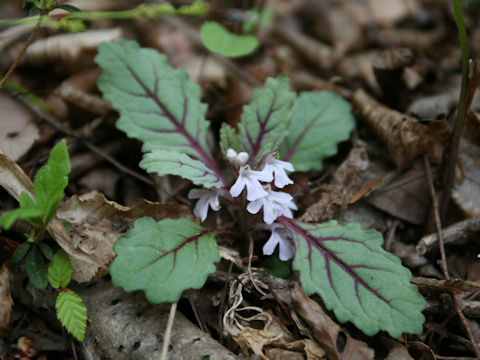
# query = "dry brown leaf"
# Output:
<box><xmin>272</xmin><ymin>339</ymin><xmax>326</xmax><ymax>360</ymax></box>
<box><xmin>353</xmin><ymin>89</ymin><xmax>450</xmax><ymax>169</ymax></box>
<box><xmin>365</xmin><ymin>159</ymin><xmax>433</xmax><ymax>225</ymax></box>
<box><xmin>366</xmin><ymin>0</ymin><xmax>419</xmax><ymax>28</ymax></box>
<box><xmin>373</xmin><ymin>48</ymin><xmax>414</xmax><ymax>95</ymax></box>
<box><xmin>384</xmin><ymin>338</ymin><xmax>413</xmax><ymax>360</ymax></box>
<box><xmin>0</xmin><ymin>263</ymin><xmax>13</xmax><ymax>335</ymax></box>
<box><xmin>56</xmin><ymin>192</ymin><xmax>194</xmax><ymax>282</ymax></box>
<box><xmin>4</xmin><ymin>28</ymin><xmax>123</xmax><ymax>68</ymax></box>
<box><xmin>0</xmin><ymin>93</ymin><xmax>39</xmax><ymax>162</ymax></box>
<box><xmin>337</xmin><ymin>51</ymin><xmax>382</xmax><ymax>94</ymax></box>
<box><xmin>291</xmin><ymin>284</ymin><xmax>375</xmax><ymax>360</ymax></box>
<box><xmin>300</xmin><ymin>147</ymin><xmax>369</xmax><ymax>222</ymax></box>
<box><xmin>452</xmin><ymin>141</ymin><xmax>480</xmax><ymax>218</ymax></box>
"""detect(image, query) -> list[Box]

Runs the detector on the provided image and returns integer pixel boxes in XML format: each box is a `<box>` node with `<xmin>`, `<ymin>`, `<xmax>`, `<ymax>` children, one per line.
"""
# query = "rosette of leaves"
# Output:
<box><xmin>96</xmin><ymin>40</ymin><xmax>425</xmax><ymax>337</ymax></box>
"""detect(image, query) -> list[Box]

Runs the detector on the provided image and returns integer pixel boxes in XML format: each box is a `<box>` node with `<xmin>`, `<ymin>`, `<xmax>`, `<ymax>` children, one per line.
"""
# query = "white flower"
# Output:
<box><xmin>188</xmin><ymin>188</ymin><xmax>222</xmax><ymax>222</ymax></box>
<box><xmin>247</xmin><ymin>185</ymin><xmax>297</xmax><ymax>224</ymax></box>
<box><xmin>263</xmin><ymin>224</ymin><xmax>295</xmax><ymax>261</ymax></box>
<box><xmin>230</xmin><ymin>165</ymin><xmax>272</xmax><ymax>201</ymax></box>
<box><xmin>262</xmin><ymin>154</ymin><xmax>294</xmax><ymax>188</ymax></box>
<box><xmin>226</xmin><ymin>148</ymin><xmax>249</xmax><ymax>167</ymax></box>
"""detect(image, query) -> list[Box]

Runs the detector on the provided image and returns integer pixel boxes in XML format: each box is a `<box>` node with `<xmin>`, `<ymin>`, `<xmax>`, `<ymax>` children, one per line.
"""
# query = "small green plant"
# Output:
<box><xmin>96</xmin><ymin>39</ymin><xmax>426</xmax><ymax>338</ymax></box>
<box><xmin>0</xmin><ymin>140</ymin><xmax>87</xmax><ymax>341</ymax></box>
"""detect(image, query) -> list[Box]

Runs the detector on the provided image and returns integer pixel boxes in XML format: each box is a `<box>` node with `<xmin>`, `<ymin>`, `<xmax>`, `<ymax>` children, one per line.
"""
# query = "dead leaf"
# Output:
<box><xmin>337</xmin><ymin>51</ymin><xmax>382</xmax><ymax>94</ymax></box>
<box><xmin>452</xmin><ymin>141</ymin><xmax>480</xmax><ymax>218</ymax></box>
<box><xmin>384</xmin><ymin>338</ymin><xmax>413</xmax><ymax>360</ymax></box>
<box><xmin>290</xmin><ymin>284</ymin><xmax>374</xmax><ymax>360</ymax></box>
<box><xmin>300</xmin><ymin>147</ymin><xmax>369</xmax><ymax>222</ymax></box>
<box><xmin>56</xmin><ymin>192</ymin><xmax>194</xmax><ymax>282</ymax></box>
<box><xmin>367</xmin><ymin>0</ymin><xmax>419</xmax><ymax>28</ymax></box>
<box><xmin>0</xmin><ymin>263</ymin><xmax>13</xmax><ymax>335</ymax></box>
<box><xmin>353</xmin><ymin>89</ymin><xmax>450</xmax><ymax>169</ymax></box>
<box><xmin>0</xmin><ymin>93</ymin><xmax>39</xmax><ymax>161</ymax></box>
<box><xmin>4</xmin><ymin>28</ymin><xmax>123</xmax><ymax>68</ymax></box>
<box><xmin>365</xmin><ymin>159</ymin><xmax>434</xmax><ymax>225</ymax></box>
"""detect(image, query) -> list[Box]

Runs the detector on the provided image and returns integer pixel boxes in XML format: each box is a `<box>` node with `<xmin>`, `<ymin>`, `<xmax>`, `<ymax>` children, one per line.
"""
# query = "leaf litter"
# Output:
<box><xmin>1</xmin><ymin>0</ymin><xmax>480</xmax><ymax>359</ymax></box>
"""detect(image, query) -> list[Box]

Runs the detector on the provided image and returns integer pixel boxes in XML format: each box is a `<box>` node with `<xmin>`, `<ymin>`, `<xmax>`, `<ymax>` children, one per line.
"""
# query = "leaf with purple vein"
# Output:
<box><xmin>238</xmin><ymin>76</ymin><xmax>295</xmax><ymax>165</ymax></box>
<box><xmin>109</xmin><ymin>217</ymin><xmax>220</xmax><ymax>303</ymax></box>
<box><xmin>281</xmin><ymin>91</ymin><xmax>355</xmax><ymax>171</ymax></box>
<box><xmin>281</xmin><ymin>218</ymin><xmax>425</xmax><ymax>337</ymax></box>
<box><xmin>141</xmin><ymin>149</ymin><xmax>223</xmax><ymax>188</ymax></box>
<box><xmin>95</xmin><ymin>40</ymin><xmax>225</xmax><ymax>185</ymax></box>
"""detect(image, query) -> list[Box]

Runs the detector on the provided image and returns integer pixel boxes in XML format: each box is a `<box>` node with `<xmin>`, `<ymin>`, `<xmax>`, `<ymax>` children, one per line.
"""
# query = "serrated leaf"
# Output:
<box><xmin>56</xmin><ymin>289</ymin><xmax>87</xmax><ymax>341</ymax></box>
<box><xmin>34</xmin><ymin>139</ymin><xmax>70</xmax><ymax>225</ymax></box>
<box><xmin>200</xmin><ymin>21</ymin><xmax>259</xmax><ymax>58</ymax></box>
<box><xmin>25</xmin><ymin>246</ymin><xmax>47</xmax><ymax>288</ymax></box>
<box><xmin>238</xmin><ymin>76</ymin><xmax>295</xmax><ymax>164</ymax></box>
<box><xmin>48</xmin><ymin>249</ymin><xmax>72</xmax><ymax>288</ymax></box>
<box><xmin>109</xmin><ymin>217</ymin><xmax>220</xmax><ymax>303</ymax></box>
<box><xmin>220</xmin><ymin>122</ymin><xmax>241</xmax><ymax>155</ymax></box>
<box><xmin>140</xmin><ymin>149</ymin><xmax>223</xmax><ymax>188</ymax></box>
<box><xmin>0</xmin><ymin>208</ymin><xmax>43</xmax><ymax>230</ymax></box>
<box><xmin>283</xmin><ymin>218</ymin><xmax>425</xmax><ymax>337</ymax></box>
<box><xmin>95</xmin><ymin>40</ymin><xmax>224</xmax><ymax>185</ymax></box>
<box><xmin>281</xmin><ymin>91</ymin><xmax>355</xmax><ymax>171</ymax></box>
<box><xmin>12</xmin><ymin>242</ymin><xmax>31</xmax><ymax>263</ymax></box>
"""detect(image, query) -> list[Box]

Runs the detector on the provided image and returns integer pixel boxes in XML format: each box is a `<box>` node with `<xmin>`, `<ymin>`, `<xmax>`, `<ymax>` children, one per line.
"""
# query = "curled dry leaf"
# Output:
<box><xmin>353</xmin><ymin>89</ymin><xmax>450</xmax><ymax>169</ymax></box>
<box><xmin>4</xmin><ymin>28</ymin><xmax>123</xmax><ymax>68</ymax></box>
<box><xmin>337</xmin><ymin>51</ymin><xmax>382</xmax><ymax>94</ymax></box>
<box><xmin>56</xmin><ymin>192</ymin><xmax>194</xmax><ymax>282</ymax></box>
<box><xmin>0</xmin><ymin>93</ymin><xmax>39</xmax><ymax>162</ymax></box>
<box><xmin>0</xmin><ymin>263</ymin><xmax>13</xmax><ymax>334</ymax></box>
<box><xmin>290</xmin><ymin>284</ymin><xmax>374</xmax><ymax>360</ymax></box>
<box><xmin>373</xmin><ymin>48</ymin><xmax>414</xmax><ymax>95</ymax></box>
<box><xmin>300</xmin><ymin>147</ymin><xmax>369</xmax><ymax>222</ymax></box>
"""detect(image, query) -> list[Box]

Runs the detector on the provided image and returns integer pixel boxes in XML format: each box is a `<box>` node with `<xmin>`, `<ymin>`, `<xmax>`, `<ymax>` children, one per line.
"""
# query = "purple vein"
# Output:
<box><xmin>279</xmin><ymin>216</ymin><xmax>393</xmax><ymax>308</ymax></box>
<box><xmin>251</xmin><ymin>93</ymin><xmax>278</xmax><ymax>159</ymax></box>
<box><xmin>283</xmin><ymin>107</ymin><xmax>328</xmax><ymax>162</ymax></box>
<box><xmin>121</xmin><ymin>60</ymin><xmax>227</xmax><ymax>186</ymax></box>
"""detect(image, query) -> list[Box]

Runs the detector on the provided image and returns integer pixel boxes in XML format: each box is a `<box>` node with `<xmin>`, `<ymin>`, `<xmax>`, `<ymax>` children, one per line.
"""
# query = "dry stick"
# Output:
<box><xmin>0</xmin><ymin>15</ymin><xmax>43</xmax><ymax>88</ymax></box>
<box><xmin>424</xmin><ymin>156</ymin><xmax>480</xmax><ymax>358</ymax></box>
<box><xmin>14</xmin><ymin>94</ymin><xmax>156</xmax><ymax>187</ymax></box>
<box><xmin>160</xmin><ymin>302</ymin><xmax>177</xmax><ymax>360</ymax></box>
<box><xmin>247</xmin><ymin>234</ymin><xmax>267</xmax><ymax>296</ymax></box>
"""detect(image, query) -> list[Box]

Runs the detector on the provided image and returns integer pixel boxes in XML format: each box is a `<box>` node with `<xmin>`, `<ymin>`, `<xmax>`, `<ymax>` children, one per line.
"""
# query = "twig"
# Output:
<box><xmin>160</xmin><ymin>302</ymin><xmax>177</xmax><ymax>360</ymax></box>
<box><xmin>424</xmin><ymin>156</ymin><xmax>449</xmax><ymax>279</ymax></box>
<box><xmin>0</xmin><ymin>15</ymin><xmax>43</xmax><ymax>88</ymax></box>
<box><xmin>424</xmin><ymin>156</ymin><xmax>480</xmax><ymax>358</ymax></box>
<box><xmin>247</xmin><ymin>234</ymin><xmax>267</xmax><ymax>296</ymax></box>
<box><xmin>12</xmin><ymin>93</ymin><xmax>156</xmax><ymax>187</ymax></box>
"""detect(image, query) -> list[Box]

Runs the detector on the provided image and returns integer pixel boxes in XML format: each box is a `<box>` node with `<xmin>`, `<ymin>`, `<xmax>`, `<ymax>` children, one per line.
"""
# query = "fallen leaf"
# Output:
<box><xmin>353</xmin><ymin>89</ymin><xmax>450</xmax><ymax>169</ymax></box>
<box><xmin>365</xmin><ymin>159</ymin><xmax>434</xmax><ymax>225</ymax></box>
<box><xmin>290</xmin><ymin>284</ymin><xmax>374</xmax><ymax>360</ymax></box>
<box><xmin>0</xmin><ymin>263</ymin><xmax>13</xmax><ymax>335</ymax></box>
<box><xmin>56</xmin><ymin>192</ymin><xmax>194</xmax><ymax>282</ymax></box>
<box><xmin>0</xmin><ymin>93</ymin><xmax>39</xmax><ymax>161</ymax></box>
<box><xmin>384</xmin><ymin>338</ymin><xmax>413</xmax><ymax>360</ymax></box>
<box><xmin>300</xmin><ymin>147</ymin><xmax>369</xmax><ymax>222</ymax></box>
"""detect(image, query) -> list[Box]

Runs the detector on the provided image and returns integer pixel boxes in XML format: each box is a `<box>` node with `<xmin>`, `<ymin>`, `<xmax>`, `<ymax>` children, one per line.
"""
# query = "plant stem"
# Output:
<box><xmin>0</xmin><ymin>15</ymin><xmax>43</xmax><ymax>88</ymax></box>
<box><xmin>439</xmin><ymin>0</ymin><xmax>469</xmax><ymax>223</ymax></box>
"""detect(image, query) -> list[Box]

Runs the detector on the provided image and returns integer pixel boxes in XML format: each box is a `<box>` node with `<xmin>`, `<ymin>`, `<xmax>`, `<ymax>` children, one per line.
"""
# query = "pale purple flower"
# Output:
<box><xmin>262</xmin><ymin>154</ymin><xmax>294</xmax><ymax>188</ymax></box>
<box><xmin>188</xmin><ymin>188</ymin><xmax>222</xmax><ymax>222</ymax></box>
<box><xmin>247</xmin><ymin>185</ymin><xmax>297</xmax><ymax>224</ymax></box>
<box><xmin>263</xmin><ymin>224</ymin><xmax>295</xmax><ymax>261</ymax></box>
<box><xmin>230</xmin><ymin>165</ymin><xmax>273</xmax><ymax>201</ymax></box>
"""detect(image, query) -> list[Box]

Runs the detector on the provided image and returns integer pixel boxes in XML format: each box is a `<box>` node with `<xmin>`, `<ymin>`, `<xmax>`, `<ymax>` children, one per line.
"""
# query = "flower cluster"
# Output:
<box><xmin>188</xmin><ymin>150</ymin><xmax>296</xmax><ymax>260</ymax></box>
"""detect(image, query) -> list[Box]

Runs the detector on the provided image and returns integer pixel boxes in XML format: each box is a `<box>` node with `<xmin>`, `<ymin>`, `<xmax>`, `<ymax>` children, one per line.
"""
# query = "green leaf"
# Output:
<box><xmin>12</xmin><ymin>242</ymin><xmax>31</xmax><ymax>263</ymax></box>
<box><xmin>0</xmin><ymin>193</ymin><xmax>44</xmax><ymax>229</ymax></box>
<box><xmin>56</xmin><ymin>289</ymin><xmax>87</xmax><ymax>341</ymax></box>
<box><xmin>54</xmin><ymin>4</ymin><xmax>82</xmax><ymax>13</ymax></box>
<box><xmin>48</xmin><ymin>249</ymin><xmax>72</xmax><ymax>288</ymax></box>
<box><xmin>34</xmin><ymin>139</ymin><xmax>70</xmax><ymax>225</ymax></box>
<box><xmin>141</xmin><ymin>150</ymin><xmax>223</xmax><ymax>188</ymax></box>
<box><xmin>25</xmin><ymin>246</ymin><xmax>47</xmax><ymax>288</ymax></box>
<box><xmin>110</xmin><ymin>217</ymin><xmax>220</xmax><ymax>303</ymax></box>
<box><xmin>200</xmin><ymin>21</ymin><xmax>259</xmax><ymax>58</ymax></box>
<box><xmin>281</xmin><ymin>91</ymin><xmax>355</xmax><ymax>171</ymax></box>
<box><xmin>284</xmin><ymin>218</ymin><xmax>425</xmax><ymax>337</ymax></box>
<box><xmin>219</xmin><ymin>122</ymin><xmax>241</xmax><ymax>155</ymax></box>
<box><xmin>38</xmin><ymin>243</ymin><xmax>53</xmax><ymax>260</ymax></box>
<box><xmin>238</xmin><ymin>76</ymin><xmax>295</xmax><ymax>164</ymax></box>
